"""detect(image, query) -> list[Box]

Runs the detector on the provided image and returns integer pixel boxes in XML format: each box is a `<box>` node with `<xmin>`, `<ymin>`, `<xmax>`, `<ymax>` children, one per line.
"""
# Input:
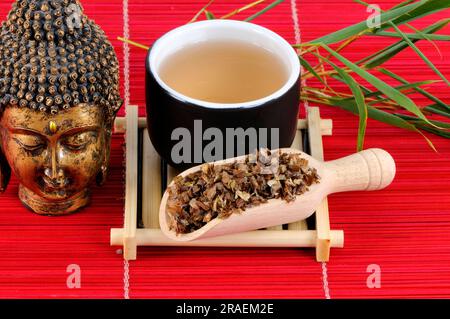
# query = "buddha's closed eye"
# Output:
<box><xmin>14</xmin><ymin>135</ymin><xmax>46</xmax><ymax>154</ymax></box>
<box><xmin>62</xmin><ymin>131</ymin><xmax>97</xmax><ymax>151</ymax></box>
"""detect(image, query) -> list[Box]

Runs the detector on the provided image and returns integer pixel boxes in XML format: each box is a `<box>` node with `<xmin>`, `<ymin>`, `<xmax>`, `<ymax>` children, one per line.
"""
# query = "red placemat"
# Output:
<box><xmin>0</xmin><ymin>0</ymin><xmax>449</xmax><ymax>299</ymax></box>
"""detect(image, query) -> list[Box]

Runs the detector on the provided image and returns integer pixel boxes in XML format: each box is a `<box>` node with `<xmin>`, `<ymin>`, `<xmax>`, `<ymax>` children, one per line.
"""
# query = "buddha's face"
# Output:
<box><xmin>0</xmin><ymin>104</ymin><xmax>108</xmax><ymax>202</ymax></box>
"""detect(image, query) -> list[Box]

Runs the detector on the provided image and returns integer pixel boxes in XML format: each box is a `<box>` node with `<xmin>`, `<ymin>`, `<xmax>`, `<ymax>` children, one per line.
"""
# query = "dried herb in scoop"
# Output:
<box><xmin>166</xmin><ymin>150</ymin><xmax>320</xmax><ymax>234</ymax></box>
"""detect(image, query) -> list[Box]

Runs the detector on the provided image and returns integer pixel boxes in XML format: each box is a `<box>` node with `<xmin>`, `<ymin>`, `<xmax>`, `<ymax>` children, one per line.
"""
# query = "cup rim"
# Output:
<box><xmin>147</xmin><ymin>20</ymin><xmax>301</xmax><ymax>109</ymax></box>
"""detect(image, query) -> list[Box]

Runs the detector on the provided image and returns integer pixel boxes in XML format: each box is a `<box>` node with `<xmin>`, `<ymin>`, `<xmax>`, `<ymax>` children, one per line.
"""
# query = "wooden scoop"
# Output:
<box><xmin>159</xmin><ymin>148</ymin><xmax>395</xmax><ymax>242</ymax></box>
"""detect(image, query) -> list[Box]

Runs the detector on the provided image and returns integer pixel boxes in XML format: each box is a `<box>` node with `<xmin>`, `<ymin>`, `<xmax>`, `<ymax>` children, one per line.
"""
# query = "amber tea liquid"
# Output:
<box><xmin>159</xmin><ymin>40</ymin><xmax>289</xmax><ymax>104</ymax></box>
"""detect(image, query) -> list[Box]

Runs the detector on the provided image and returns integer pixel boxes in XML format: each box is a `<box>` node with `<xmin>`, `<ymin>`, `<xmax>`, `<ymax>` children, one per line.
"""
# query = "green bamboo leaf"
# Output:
<box><xmin>373</xmin><ymin>31</ymin><xmax>450</xmax><ymax>41</ymax></box>
<box><xmin>325</xmin><ymin>97</ymin><xmax>437</xmax><ymax>150</ymax></box>
<box><xmin>331</xmin><ymin>75</ymin><xmax>374</xmax><ymax>95</ymax></box>
<box><xmin>299</xmin><ymin>56</ymin><xmax>327</xmax><ymax>86</ymax></box>
<box><xmin>361</xmin><ymin>19</ymin><xmax>449</xmax><ymax>68</ymax></box>
<box><xmin>386</xmin><ymin>0</ymin><xmax>450</xmax><ymax>31</ymax></box>
<box><xmin>417</xmin><ymin>126</ymin><xmax>450</xmax><ymax>138</ymax></box>
<box><xmin>361</xmin><ymin>41</ymin><xmax>411</xmax><ymax>68</ymax></box>
<box><xmin>310</xmin><ymin>0</ymin><xmax>448</xmax><ymax>45</ymax></box>
<box><xmin>378</xmin><ymin>68</ymin><xmax>450</xmax><ymax>112</ymax></box>
<box><xmin>245</xmin><ymin>0</ymin><xmax>284</xmax><ymax>22</ymax></box>
<box><xmin>356</xmin><ymin>0</ymin><xmax>445</xmax><ymax>54</ymax></box>
<box><xmin>424</xmin><ymin>105</ymin><xmax>450</xmax><ymax>119</ymax></box>
<box><xmin>310</xmin><ymin>1</ymin><xmax>423</xmax><ymax>44</ymax></box>
<box><xmin>367</xmin><ymin>98</ymin><xmax>391</xmax><ymax>106</ymax></box>
<box><xmin>319</xmin><ymin>43</ymin><xmax>438</xmax><ymax>127</ymax></box>
<box><xmin>328</xmin><ymin>62</ymin><xmax>368</xmax><ymax>151</ymax></box>
<box><xmin>364</xmin><ymin>80</ymin><xmax>439</xmax><ymax>98</ymax></box>
<box><xmin>388</xmin><ymin>21</ymin><xmax>450</xmax><ymax>86</ymax></box>
<box><xmin>399</xmin><ymin>116</ymin><xmax>450</xmax><ymax>138</ymax></box>
<box><xmin>395</xmin><ymin>114</ymin><xmax>450</xmax><ymax>129</ymax></box>
<box><xmin>329</xmin><ymin>98</ymin><xmax>411</xmax><ymax>130</ymax></box>
<box><xmin>391</xmin><ymin>0</ymin><xmax>417</xmax><ymax>10</ymax></box>
<box><xmin>205</xmin><ymin>11</ymin><xmax>216</xmax><ymax>20</ymax></box>
<box><xmin>426</xmin><ymin>103</ymin><xmax>450</xmax><ymax>112</ymax></box>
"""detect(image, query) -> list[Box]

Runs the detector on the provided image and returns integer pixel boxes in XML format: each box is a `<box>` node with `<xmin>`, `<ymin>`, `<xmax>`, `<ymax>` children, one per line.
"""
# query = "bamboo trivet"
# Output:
<box><xmin>111</xmin><ymin>105</ymin><xmax>343</xmax><ymax>261</ymax></box>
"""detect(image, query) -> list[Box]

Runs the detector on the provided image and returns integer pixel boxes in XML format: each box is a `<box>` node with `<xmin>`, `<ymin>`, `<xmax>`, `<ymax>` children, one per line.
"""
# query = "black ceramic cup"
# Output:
<box><xmin>146</xmin><ymin>20</ymin><xmax>301</xmax><ymax>168</ymax></box>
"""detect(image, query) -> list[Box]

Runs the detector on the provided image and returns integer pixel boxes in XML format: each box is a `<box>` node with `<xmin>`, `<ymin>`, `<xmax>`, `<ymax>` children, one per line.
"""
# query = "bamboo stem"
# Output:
<box><xmin>114</xmin><ymin>118</ymin><xmax>333</xmax><ymax>136</ymax></box>
<box><xmin>220</xmin><ymin>0</ymin><xmax>265</xmax><ymax>19</ymax></box>
<box><xmin>117</xmin><ymin>37</ymin><xmax>150</xmax><ymax>51</ymax></box>
<box><xmin>123</xmin><ymin>105</ymin><xmax>139</xmax><ymax>260</ymax></box>
<box><xmin>307</xmin><ymin>108</ymin><xmax>331</xmax><ymax>262</ymax></box>
<box><xmin>111</xmin><ymin>229</ymin><xmax>344</xmax><ymax>248</ymax></box>
<box><xmin>189</xmin><ymin>0</ymin><xmax>215</xmax><ymax>23</ymax></box>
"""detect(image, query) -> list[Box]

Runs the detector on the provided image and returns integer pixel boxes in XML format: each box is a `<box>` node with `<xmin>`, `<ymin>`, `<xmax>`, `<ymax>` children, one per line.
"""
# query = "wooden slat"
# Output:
<box><xmin>307</xmin><ymin>107</ymin><xmax>331</xmax><ymax>262</ymax></box>
<box><xmin>111</xmin><ymin>229</ymin><xmax>344</xmax><ymax>248</ymax></box>
<box><xmin>123</xmin><ymin>105</ymin><xmax>139</xmax><ymax>260</ymax></box>
<box><xmin>115</xmin><ymin>117</ymin><xmax>333</xmax><ymax>136</ymax></box>
<box><xmin>115</xmin><ymin>117</ymin><xmax>147</xmax><ymax>133</ymax></box>
<box><xmin>142</xmin><ymin>129</ymin><xmax>162</xmax><ymax>229</ymax></box>
<box><xmin>287</xmin><ymin>129</ymin><xmax>308</xmax><ymax>231</ymax></box>
<box><xmin>266</xmin><ymin>225</ymin><xmax>283</xmax><ymax>230</ymax></box>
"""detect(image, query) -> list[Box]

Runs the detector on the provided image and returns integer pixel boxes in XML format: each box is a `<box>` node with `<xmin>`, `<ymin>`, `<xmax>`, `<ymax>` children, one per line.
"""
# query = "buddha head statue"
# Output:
<box><xmin>0</xmin><ymin>0</ymin><xmax>123</xmax><ymax>215</ymax></box>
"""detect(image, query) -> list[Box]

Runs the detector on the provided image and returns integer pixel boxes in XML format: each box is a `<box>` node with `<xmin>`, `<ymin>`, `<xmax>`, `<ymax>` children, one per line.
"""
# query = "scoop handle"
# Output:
<box><xmin>325</xmin><ymin>148</ymin><xmax>396</xmax><ymax>194</ymax></box>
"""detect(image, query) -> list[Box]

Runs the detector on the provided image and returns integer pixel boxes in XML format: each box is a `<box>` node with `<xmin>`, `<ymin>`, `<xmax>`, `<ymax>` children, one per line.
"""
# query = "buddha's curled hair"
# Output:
<box><xmin>0</xmin><ymin>0</ymin><xmax>123</xmax><ymax>121</ymax></box>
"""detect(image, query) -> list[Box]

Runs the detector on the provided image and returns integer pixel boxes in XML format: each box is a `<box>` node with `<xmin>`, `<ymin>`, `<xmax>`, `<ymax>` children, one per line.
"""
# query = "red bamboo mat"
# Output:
<box><xmin>0</xmin><ymin>0</ymin><xmax>449</xmax><ymax>299</ymax></box>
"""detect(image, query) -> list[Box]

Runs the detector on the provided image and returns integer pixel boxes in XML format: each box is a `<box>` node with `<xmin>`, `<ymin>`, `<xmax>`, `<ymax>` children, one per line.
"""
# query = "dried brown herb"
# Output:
<box><xmin>166</xmin><ymin>149</ymin><xmax>320</xmax><ymax>234</ymax></box>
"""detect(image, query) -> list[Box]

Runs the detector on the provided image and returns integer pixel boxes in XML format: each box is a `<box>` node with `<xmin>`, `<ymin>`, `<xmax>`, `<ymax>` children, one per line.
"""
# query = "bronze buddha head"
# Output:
<box><xmin>0</xmin><ymin>0</ymin><xmax>123</xmax><ymax>215</ymax></box>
